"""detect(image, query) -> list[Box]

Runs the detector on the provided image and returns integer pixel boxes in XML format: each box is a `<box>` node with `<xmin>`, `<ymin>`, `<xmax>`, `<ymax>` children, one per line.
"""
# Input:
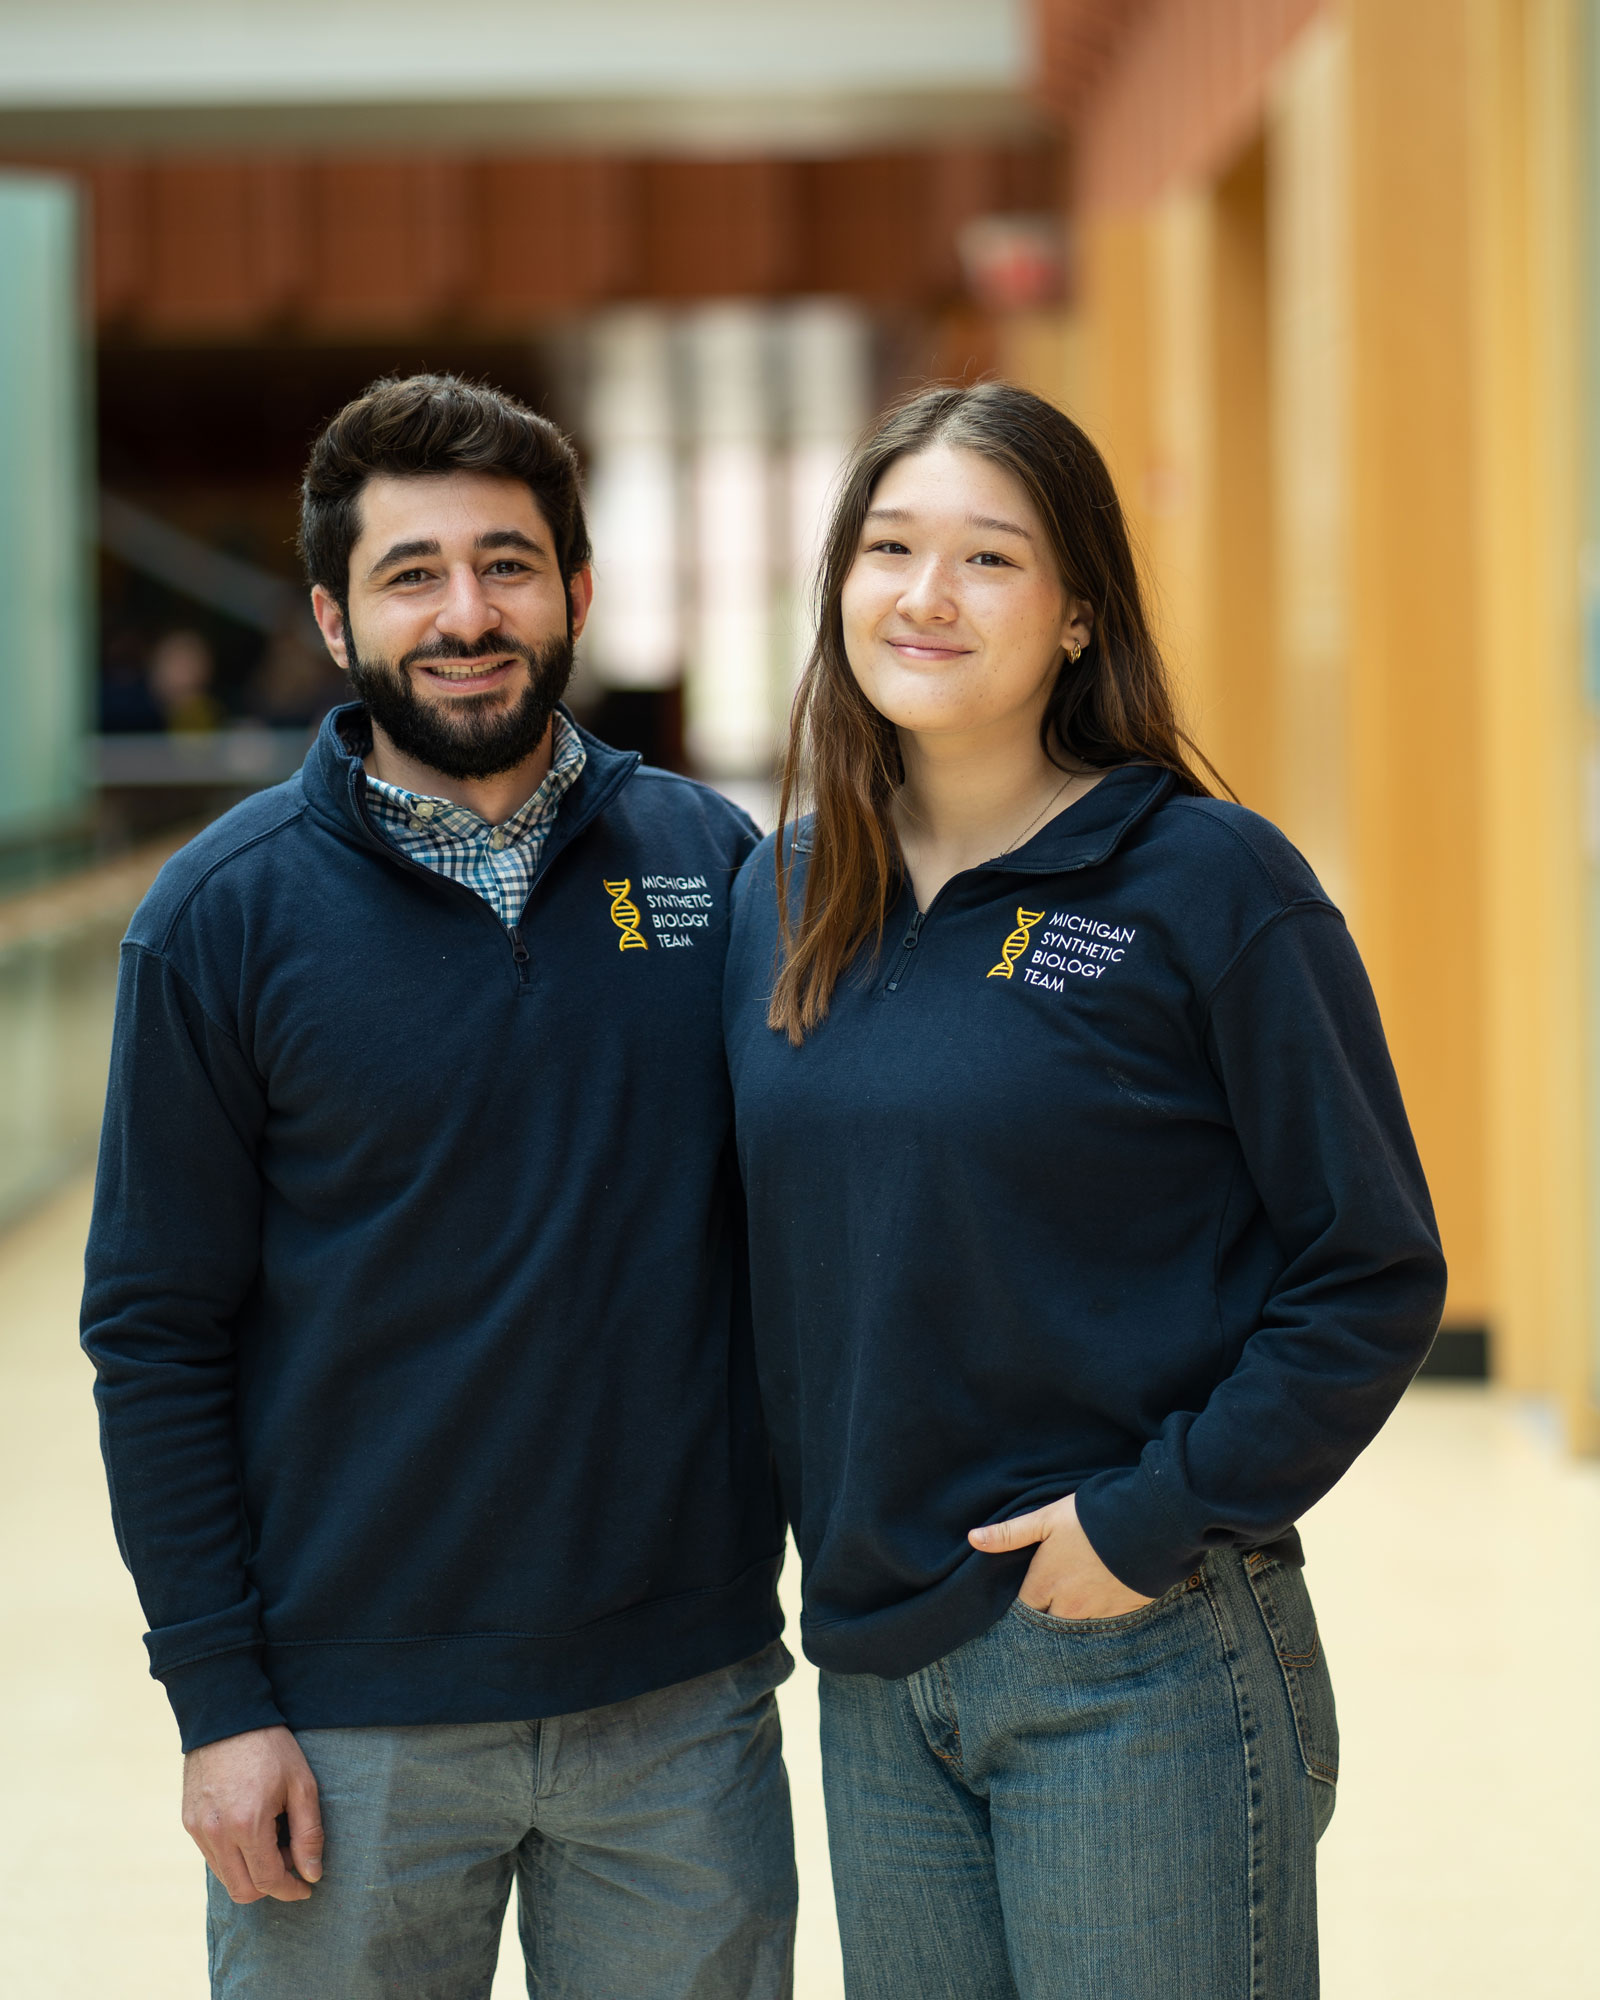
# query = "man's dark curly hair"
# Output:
<box><xmin>298</xmin><ymin>373</ymin><xmax>592</xmax><ymax>607</ymax></box>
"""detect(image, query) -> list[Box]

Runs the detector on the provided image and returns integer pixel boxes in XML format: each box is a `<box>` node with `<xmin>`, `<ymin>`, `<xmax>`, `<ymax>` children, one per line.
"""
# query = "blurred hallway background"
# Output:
<box><xmin>2</xmin><ymin>0</ymin><xmax>1599</xmax><ymax>1990</ymax></box>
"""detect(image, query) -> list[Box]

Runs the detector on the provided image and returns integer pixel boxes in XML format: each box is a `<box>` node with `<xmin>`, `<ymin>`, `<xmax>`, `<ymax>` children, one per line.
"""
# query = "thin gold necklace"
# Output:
<box><xmin>999</xmin><ymin>768</ymin><xmax>1088</xmax><ymax>858</ymax></box>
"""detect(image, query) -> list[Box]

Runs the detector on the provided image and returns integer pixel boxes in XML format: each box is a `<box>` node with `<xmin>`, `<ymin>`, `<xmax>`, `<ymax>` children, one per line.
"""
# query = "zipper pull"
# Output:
<box><xmin>886</xmin><ymin>910</ymin><xmax>924</xmax><ymax>991</ymax></box>
<box><xmin>508</xmin><ymin>926</ymin><xmax>529</xmax><ymax>965</ymax></box>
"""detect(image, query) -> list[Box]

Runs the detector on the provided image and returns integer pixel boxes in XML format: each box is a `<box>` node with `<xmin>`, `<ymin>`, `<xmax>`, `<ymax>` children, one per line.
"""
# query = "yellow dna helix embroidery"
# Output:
<box><xmin>987</xmin><ymin>906</ymin><xmax>1045</xmax><ymax>979</ymax></box>
<box><xmin>603</xmin><ymin>879</ymin><xmax>649</xmax><ymax>951</ymax></box>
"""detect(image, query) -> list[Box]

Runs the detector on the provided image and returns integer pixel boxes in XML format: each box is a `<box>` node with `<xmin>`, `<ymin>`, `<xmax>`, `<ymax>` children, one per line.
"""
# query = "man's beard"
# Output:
<box><xmin>347</xmin><ymin>628</ymin><xmax>575</xmax><ymax>781</ymax></box>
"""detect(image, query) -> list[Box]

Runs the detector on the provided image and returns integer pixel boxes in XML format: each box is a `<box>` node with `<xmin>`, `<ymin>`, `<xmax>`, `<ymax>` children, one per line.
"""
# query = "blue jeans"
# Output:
<box><xmin>819</xmin><ymin>1551</ymin><xmax>1337</xmax><ymax>1999</ymax></box>
<box><xmin>208</xmin><ymin>1641</ymin><xmax>797</xmax><ymax>1999</ymax></box>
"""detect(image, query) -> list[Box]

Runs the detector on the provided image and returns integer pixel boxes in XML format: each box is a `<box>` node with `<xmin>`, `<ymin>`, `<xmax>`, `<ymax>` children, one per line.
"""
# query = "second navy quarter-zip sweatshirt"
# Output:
<box><xmin>83</xmin><ymin>706</ymin><xmax>784</xmax><ymax>1751</ymax></box>
<box><xmin>724</xmin><ymin>764</ymin><xmax>1447</xmax><ymax>1682</ymax></box>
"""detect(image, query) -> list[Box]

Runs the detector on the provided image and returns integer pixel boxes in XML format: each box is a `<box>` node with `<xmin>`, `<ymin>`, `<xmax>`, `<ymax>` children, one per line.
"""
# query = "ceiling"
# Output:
<box><xmin>0</xmin><ymin>0</ymin><xmax>1042</xmax><ymax>154</ymax></box>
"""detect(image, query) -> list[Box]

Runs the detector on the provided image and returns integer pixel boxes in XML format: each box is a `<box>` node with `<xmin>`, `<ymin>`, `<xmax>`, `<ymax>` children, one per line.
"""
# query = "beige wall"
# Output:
<box><xmin>1032</xmin><ymin>0</ymin><xmax>1599</xmax><ymax>1443</ymax></box>
<box><xmin>1267</xmin><ymin>18</ymin><xmax>1353</xmax><ymax>912</ymax></box>
<box><xmin>1346</xmin><ymin>0</ymin><xmax>1490</xmax><ymax>1326</ymax></box>
<box><xmin>1467</xmin><ymin>0</ymin><xmax>1595</xmax><ymax>1439</ymax></box>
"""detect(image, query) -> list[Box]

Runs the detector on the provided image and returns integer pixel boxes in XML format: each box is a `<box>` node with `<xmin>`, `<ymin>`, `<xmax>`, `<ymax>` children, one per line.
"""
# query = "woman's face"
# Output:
<box><xmin>840</xmin><ymin>444</ymin><xmax>1090</xmax><ymax>743</ymax></box>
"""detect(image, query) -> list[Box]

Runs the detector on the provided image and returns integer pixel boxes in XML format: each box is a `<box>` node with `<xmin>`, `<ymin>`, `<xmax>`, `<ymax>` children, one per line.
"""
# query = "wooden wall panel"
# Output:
<box><xmin>1466</xmin><ymin>0</ymin><xmax>1592</xmax><ymax>1430</ymax></box>
<box><xmin>249</xmin><ymin>162</ymin><xmax>309</xmax><ymax>321</ymax></box>
<box><xmin>82</xmin><ymin>161</ymin><xmax>148</xmax><ymax>323</ymax></box>
<box><xmin>638</xmin><ymin>159</ymin><xmax>797</xmax><ymax>298</ymax></box>
<box><xmin>2</xmin><ymin>142</ymin><xmax>1060</xmax><ymax>337</ymax></box>
<box><xmin>1264</xmin><ymin>16</ymin><xmax>1353</xmax><ymax>912</ymax></box>
<box><xmin>305</xmin><ymin>158</ymin><xmax>477</xmax><ymax>332</ymax></box>
<box><xmin>478</xmin><ymin>158</ymin><xmax>635</xmax><ymax>315</ymax></box>
<box><xmin>1346</xmin><ymin>0</ymin><xmax>1488</xmax><ymax>1324</ymax></box>
<box><xmin>143</xmin><ymin>160</ymin><xmax>269</xmax><ymax>334</ymax></box>
<box><xmin>1036</xmin><ymin>0</ymin><xmax>1327</xmax><ymax>211</ymax></box>
<box><xmin>1205</xmin><ymin>138</ymin><xmax>1277</xmax><ymax>817</ymax></box>
<box><xmin>806</xmin><ymin>154</ymin><xmax>938</xmax><ymax>299</ymax></box>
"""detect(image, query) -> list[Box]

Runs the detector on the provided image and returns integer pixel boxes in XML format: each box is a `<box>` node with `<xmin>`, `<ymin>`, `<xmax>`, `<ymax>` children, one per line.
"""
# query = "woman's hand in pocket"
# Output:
<box><xmin>969</xmin><ymin>1493</ymin><xmax>1154</xmax><ymax>1619</ymax></box>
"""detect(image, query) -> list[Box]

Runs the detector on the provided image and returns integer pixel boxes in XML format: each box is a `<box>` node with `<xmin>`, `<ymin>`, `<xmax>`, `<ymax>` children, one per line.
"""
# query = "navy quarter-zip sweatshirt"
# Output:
<box><xmin>83</xmin><ymin>706</ymin><xmax>783</xmax><ymax>1751</ymax></box>
<box><xmin>724</xmin><ymin>764</ymin><xmax>1447</xmax><ymax>1682</ymax></box>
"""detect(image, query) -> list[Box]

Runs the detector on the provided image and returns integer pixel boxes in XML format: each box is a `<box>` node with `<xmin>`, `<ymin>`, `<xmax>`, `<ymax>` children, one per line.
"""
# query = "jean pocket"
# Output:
<box><xmin>1243</xmin><ymin>1552</ymin><xmax>1339</xmax><ymax>1788</ymax></box>
<box><xmin>1008</xmin><ymin>1569</ymin><xmax>1204</xmax><ymax>1637</ymax></box>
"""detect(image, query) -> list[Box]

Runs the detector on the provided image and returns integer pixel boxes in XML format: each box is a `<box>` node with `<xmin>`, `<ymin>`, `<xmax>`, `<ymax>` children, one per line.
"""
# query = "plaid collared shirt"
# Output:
<box><xmin>362</xmin><ymin>711</ymin><xmax>587</xmax><ymax>930</ymax></box>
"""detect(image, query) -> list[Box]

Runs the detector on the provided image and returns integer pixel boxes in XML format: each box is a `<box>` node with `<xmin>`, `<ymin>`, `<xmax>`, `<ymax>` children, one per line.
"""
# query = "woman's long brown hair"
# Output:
<box><xmin>769</xmin><ymin>380</ymin><xmax>1223</xmax><ymax>1044</ymax></box>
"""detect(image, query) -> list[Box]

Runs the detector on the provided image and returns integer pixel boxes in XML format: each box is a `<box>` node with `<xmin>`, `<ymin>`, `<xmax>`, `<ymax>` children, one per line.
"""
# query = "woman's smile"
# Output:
<box><xmin>883</xmin><ymin>635</ymin><xmax>973</xmax><ymax>662</ymax></box>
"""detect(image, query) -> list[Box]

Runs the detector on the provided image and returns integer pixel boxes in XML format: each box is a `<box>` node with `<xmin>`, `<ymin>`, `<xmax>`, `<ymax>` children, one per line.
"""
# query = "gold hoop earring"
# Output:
<box><xmin>1068</xmin><ymin>641</ymin><xmax>1083</xmax><ymax>663</ymax></box>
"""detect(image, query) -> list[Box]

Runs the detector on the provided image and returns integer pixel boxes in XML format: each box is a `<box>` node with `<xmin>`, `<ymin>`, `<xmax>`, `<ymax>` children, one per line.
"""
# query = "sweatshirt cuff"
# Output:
<box><xmin>1073</xmin><ymin>1462</ymin><xmax>1205</xmax><ymax>1600</ymax></box>
<box><xmin>158</xmin><ymin>1648</ymin><xmax>287</xmax><ymax>1753</ymax></box>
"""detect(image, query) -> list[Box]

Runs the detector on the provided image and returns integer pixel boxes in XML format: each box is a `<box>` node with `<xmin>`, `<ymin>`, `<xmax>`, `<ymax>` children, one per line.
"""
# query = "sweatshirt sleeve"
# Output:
<box><xmin>81</xmin><ymin>941</ymin><xmax>283</xmax><ymax>1750</ymax></box>
<box><xmin>1073</xmin><ymin>901</ymin><xmax>1448</xmax><ymax>1597</ymax></box>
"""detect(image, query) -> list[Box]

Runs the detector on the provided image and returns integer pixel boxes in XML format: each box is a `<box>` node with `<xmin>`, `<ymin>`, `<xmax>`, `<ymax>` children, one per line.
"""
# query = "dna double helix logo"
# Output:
<box><xmin>987</xmin><ymin>906</ymin><xmax>1045</xmax><ymax>979</ymax></box>
<box><xmin>603</xmin><ymin>878</ymin><xmax>649</xmax><ymax>951</ymax></box>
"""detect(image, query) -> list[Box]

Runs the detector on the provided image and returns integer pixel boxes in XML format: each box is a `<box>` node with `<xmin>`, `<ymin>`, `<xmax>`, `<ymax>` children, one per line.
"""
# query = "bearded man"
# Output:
<box><xmin>81</xmin><ymin>375</ymin><xmax>795</xmax><ymax>1999</ymax></box>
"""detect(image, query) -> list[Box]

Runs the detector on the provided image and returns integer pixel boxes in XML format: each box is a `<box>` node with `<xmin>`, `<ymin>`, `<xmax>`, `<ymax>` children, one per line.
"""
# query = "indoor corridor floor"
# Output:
<box><xmin>3</xmin><ymin>1175</ymin><xmax>1596</xmax><ymax>1998</ymax></box>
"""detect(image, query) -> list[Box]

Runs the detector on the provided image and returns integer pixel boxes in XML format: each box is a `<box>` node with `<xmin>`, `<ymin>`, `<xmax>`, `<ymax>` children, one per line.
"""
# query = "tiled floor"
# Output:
<box><xmin>4</xmin><ymin>1175</ymin><xmax>1596</xmax><ymax>1997</ymax></box>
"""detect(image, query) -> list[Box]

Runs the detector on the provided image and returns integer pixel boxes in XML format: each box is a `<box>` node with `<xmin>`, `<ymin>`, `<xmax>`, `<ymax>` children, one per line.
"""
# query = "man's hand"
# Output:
<box><xmin>969</xmin><ymin>1492</ymin><xmax>1154</xmax><ymax>1620</ymax></box>
<box><xmin>182</xmin><ymin>1725</ymin><xmax>323</xmax><ymax>1904</ymax></box>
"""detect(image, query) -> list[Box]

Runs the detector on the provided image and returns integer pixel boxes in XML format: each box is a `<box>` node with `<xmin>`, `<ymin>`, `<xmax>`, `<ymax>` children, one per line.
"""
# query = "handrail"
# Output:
<box><xmin>0</xmin><ymin>831</ymin><xmax>198</xmax><ymax>1230</ymax></box>
<box><xmin>0</xmin><ymin>830</ymin><xmax>195</xmax><ymax>957</ymax></box>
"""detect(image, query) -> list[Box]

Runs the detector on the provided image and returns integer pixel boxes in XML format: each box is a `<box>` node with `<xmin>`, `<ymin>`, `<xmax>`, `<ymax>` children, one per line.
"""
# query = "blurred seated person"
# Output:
<box><xmin>248</xmin><ymin>617</ymin><xmax>345</xmax><ymax>729</ymax></box>
<box><xmin>150</xmin><ymin>629</ymin><xmax>224</xmax><ymax>733</ymax></box>
<box><xmin>99</xmin><ymin>629</ymin><xmax>164</xmax><ymax>733</ymax></box>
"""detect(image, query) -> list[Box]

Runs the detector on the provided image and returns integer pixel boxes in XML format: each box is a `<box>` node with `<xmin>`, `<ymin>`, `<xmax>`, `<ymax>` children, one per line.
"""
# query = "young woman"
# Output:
<box><xmin>723</xmin><ymin>382</ymin><xmax>1446</xmax><ymax>1999</ymax></box>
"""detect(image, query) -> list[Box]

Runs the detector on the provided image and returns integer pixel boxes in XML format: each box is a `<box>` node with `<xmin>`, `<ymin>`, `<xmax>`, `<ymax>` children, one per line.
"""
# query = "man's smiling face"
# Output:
<box><xmin>311</xmin><ymin>470</ymin><xmax>592</xmax><ymax>781</ymax></box>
